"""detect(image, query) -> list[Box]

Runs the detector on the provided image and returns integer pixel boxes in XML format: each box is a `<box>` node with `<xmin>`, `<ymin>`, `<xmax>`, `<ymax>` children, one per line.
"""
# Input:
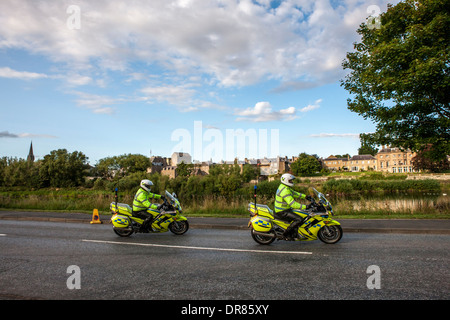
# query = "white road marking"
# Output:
<box><xmin>0</xmin><ymin>234</ymin><xmax>6</xmax><ymax>236</ymax></box>
<box><xmin>82</xmin><ymin>239</ymin><xmax>312</xmax><ymax>255</ymax></box>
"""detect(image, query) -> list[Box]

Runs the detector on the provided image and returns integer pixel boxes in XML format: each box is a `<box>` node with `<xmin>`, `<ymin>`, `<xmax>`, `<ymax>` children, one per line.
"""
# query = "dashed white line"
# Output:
<box><xmin>0</xmin><ymin>234</ymin><xmax>6</xmax><ymax>236</ymax></box>
<box><xmin>82</xmin><ymin>239</ymin><xmax>312</xmax><ymax>255</ymax></box>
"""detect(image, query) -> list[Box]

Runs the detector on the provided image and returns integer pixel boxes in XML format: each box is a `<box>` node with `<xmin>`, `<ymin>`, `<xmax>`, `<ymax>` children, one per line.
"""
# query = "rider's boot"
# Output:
<box><xmin>283</xmin><ymin>218</ymin><xmax>306</xmax><ymax>240</ymax></box>
<box><xmin>141</xmin><ymin>217</ymin><xmax>153</xmax><ymax>232</ymax></box>
<box><xmin>283</xmin><ymin>222</ymin><xmax>299</xmax><ymax>240</ymax></box>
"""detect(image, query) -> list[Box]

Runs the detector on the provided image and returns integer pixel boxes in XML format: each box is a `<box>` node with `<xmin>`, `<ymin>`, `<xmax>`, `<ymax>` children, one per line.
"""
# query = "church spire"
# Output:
<box><xmin>27</xmin><ymin>141</ymin><xmax>35</xmax><ymax>163</ymax></box>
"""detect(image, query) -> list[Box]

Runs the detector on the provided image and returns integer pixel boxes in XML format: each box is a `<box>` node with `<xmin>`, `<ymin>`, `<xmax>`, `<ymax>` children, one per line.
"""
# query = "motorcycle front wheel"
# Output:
<box><xmin>169</xmin><ymin>220</ymin><xmax>189</xmax><ymax>235</ymax></box>
<box><xmin>318</xmin><ymin>225</ymin><xmax>343</xmax><ymax>244</ymax></box>
<box><xmin>251</xmin><ymin>229</ymin><xmax>275</xmax><ymax>245</ymax></box>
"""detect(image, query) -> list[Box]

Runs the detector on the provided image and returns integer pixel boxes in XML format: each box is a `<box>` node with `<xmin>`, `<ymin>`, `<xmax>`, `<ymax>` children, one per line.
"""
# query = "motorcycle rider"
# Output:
<box><xmin>275</xmin><ymin>173</ymin><xmax>313</xmax><ymax>240</ymax></box>
<box><xmin>132</xmin><ymin>179</ymin><xmax>164</xmax><ymax>231</ymax></box>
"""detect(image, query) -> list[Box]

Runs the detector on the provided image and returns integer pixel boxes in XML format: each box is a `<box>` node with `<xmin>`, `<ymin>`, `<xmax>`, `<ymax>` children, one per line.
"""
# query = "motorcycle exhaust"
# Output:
<box><xmin>113</xmin><ymin>226</ymin><xmax>132</xmax><ymax>232</ymax></box>
<box><xmin>252</xmin><ymin>230</ymin><xmax>276</xmax><ymax>238</ymax></box>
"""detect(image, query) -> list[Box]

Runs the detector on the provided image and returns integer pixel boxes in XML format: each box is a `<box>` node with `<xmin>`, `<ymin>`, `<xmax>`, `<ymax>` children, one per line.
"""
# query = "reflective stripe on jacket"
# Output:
<box><xmin>132</xmin><ymin>188</ymin><xmax>161</xmax><ymax>212</ymax></box>
<box><xmin>274</xmin><ymin>183</ymin><xmax>306</xmax><ymax>213</ymax></box>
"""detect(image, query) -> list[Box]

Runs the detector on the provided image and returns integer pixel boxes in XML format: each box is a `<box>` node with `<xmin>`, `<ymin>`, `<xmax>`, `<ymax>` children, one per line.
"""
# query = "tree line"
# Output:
<box><xmin>0</xmin><ymin>149</ymin><xmax>325</xmax><ymax>201</ymax></box>
<box><xmin>2</xmin><ymin>146</ymin><xmax>446</xmax><ymax>197</ymax></box>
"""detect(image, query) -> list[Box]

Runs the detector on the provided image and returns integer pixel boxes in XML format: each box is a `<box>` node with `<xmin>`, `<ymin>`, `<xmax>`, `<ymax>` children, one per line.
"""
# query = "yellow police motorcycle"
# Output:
<box><xmin>248</xmin><ymin>188</ymin><xmax>342</xmax><ymax>245</ymax></box>
<box><xmin>110</xmin><ymin>190</ymin><xmax>189</xmax><ymax>237</ymax></box>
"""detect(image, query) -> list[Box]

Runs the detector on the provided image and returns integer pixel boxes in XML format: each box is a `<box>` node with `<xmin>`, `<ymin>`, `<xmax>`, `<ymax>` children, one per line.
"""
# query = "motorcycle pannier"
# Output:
<box><xmin>251</xmin><ymin>216</ymin><xmax>272</xmax><ymax>232</ymax></box>
<box><xmin>111</xmin><ymin>214</ymin><xmax>130</xmax><ymax>228</ymax></box>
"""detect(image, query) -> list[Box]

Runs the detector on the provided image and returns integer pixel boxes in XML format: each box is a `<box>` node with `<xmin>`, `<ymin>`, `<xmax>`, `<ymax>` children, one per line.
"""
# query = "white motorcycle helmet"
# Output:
<box><xmin>140</xmin><ymin>179</ymin><xmax>153</xmax><ymax>192</ymax></box>
<box><xmin>280</xmin><ymin>173</ymin><xmax>296</xmax><ymax>187</ymax></box>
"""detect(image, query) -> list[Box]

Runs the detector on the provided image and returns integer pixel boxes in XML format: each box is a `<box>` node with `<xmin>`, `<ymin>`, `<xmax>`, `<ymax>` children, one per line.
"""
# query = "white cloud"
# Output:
<box><xmin>235</xmin><ymin>101</ymin><xmax>297</xmax><ymax>122</ymax></box>
<box><xmin>141</xmin><ymin>85</ymin><xmax>196</xmax><ymax>107</ymax></box>
<box><xmin>0</xmin><ymin>0</ymin><xmax>401</xmax><ymax>90</ymax></box>
<box><xmin>0</xmin><ymin>131</ymin><xmax>57</xmax><ymax>138</ymax></box>
<box><xmin>300</xmin><ymin>99</ymin><xmax>322</xmax><ymax>112</ymax></box>
<box><xmin>65</xmin><ymin>74</ymin><xmax>92</xmax><ymax>86</ymax></box>
<box><xmin>140</xmin><ymin>84</ymin><xmax>225</xmax><ymax>112</ymax></box>
<box><xmin>310</xmin><ymin>133</ymin><xmax>360</xmax><ymax>138</ymax></box>
<box><xmin>235</xmin><ymin>98</ymin><xmax>322</xmax><ymax>122</ymax></box>
<box><xmin>0</xmin><ymin>67</ymin><xmax>48</xmax><ymax>80</ymax></box>
<box><xmin>72</xmin><ymin>92</ymin><xmax>125</xmax><ymax>114</ymax></box>
<box><xmin>18</xmin><ymin>133</ymin><xmax>58</xmax><ymax>138</ymax></box>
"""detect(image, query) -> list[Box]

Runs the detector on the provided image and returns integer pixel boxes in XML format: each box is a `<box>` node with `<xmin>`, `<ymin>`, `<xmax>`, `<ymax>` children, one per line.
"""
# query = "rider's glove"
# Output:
<box><xmin>305</xmin><ymin>195</ymin><xmax>313</xmax><ymax>202</ymax></box>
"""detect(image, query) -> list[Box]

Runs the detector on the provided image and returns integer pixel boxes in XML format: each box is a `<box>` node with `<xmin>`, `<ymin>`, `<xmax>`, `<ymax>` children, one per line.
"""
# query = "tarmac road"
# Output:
<box><xmin>1</xmin><ymin>210</ymin><xmax>450</xmax><ymax>234</ymax></box>
<box><xmin>0</xmin><ymin>219</ymin><xmax>449</xmax><ymax>301</ymax></box>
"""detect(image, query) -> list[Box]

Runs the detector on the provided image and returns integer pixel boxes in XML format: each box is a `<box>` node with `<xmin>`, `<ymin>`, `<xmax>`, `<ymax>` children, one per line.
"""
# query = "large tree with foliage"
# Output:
<box><xmin>39</xmin><ymin>149</ymin><xmax>89</xmax><ymax>187</ymax></box>
<box><xmin>342</xmin><ymin>0</ymin><xmax>449</xmax><ymax>162</ymax></box>
<box><xmin>95</xmin><ymin>153</ymin><xmax>150</xmax><ymax>179</ymax></box>
<box><xmin>358</xmin><ymin>135</ymin><xmax>379</xmax><ymax>156</ymax></box>
<box><xmin>290</xmin><ymin>153</ymin><xmax>322</xmax><ymax>177</ymax></box>
<box><xmin>0</xmin><ymin>157</ymin><xmax>40</xmax><ymax>187</ymax></box>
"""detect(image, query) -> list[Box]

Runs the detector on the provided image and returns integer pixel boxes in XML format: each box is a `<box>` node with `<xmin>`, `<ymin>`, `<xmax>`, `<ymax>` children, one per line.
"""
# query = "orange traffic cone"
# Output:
<box><xmin>90</xmin><ymin>209</ymin><xmax>102</xmax><ymax>224</ymax></box>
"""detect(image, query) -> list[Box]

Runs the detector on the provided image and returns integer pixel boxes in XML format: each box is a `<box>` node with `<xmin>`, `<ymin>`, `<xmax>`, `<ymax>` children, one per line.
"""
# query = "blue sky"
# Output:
<box><xmin>0</xmin><ymin>0</ymin><xmax>399</xmax><ymax>164</ymax></box>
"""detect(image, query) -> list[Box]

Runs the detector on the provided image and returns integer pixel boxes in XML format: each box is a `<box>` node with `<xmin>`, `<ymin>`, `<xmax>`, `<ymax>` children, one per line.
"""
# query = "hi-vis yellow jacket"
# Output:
<box><xmin>132</xmin><ymin>187</ymin><xmax>162</xmax><ymax>212</ymax></box>
<box><xmin>274</xmin><ymin>183</ymin><xmax>306</xmax><ymax>213</ymax></box>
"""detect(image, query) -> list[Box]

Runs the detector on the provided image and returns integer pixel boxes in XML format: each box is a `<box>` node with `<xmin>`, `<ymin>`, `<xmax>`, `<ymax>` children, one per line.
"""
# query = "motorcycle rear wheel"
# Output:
<box><xmin>251</xmin><ymin>229</ymin><xmax>275</xmax><ymax>245</ymax></box>
<box><xmin>318</xmin><ymin>225</ymin><xmax>342</xmax><ymax>244</ymax></box>
<box><xmin>113</xmin><ymin>227</ymin><xmax>134</xmax><ymax>237</ymax></box>
<box><xmin>169</xmin><ymin>220</ymin><xmax>189</xmax><ymax>235</ymax></box>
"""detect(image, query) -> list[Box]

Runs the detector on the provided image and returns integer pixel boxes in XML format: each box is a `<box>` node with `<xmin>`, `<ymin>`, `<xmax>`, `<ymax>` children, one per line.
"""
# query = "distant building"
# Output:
<box><xmin>322</xmin><ymin>154</ymin><xmax>377</xmax><ymax>172</ymax></box>
<box><xmin>348</xmin><ymin>154</ymin><xmax>377</xmax><ymax>172</ymax></box>
<box><xmin>148</xmin><ymin>156</ymin><xmax>171</xmax><ymax>174</ymax></box>
<box><xmin>27</xmin><ymin>142</ymin><xmax>35</xmax><ymax>163</ymax></box>
<box><xmin>321</xmin><ymin>146</ymin><xmax>419</xmax><ymax>173</ymax></box>
<box><xmin>161</xmin><ymin>166</ymin><xmax>177</xmax><ymax>179</ymax></box>
<box><xmin>376</xmin><ymin>146</ymin><xmax>418</xmax><ymax>173</ymax></box>
<box><xmin>258</xmin><ymin>157</ymin><xmax>279</xmax><ymax>176</ymax></box>
<box><xmin>171</xmin><ymin>152</ymin><xmax>192</xmax><ymax>166</ymax></box>
<box><xmin>322</xmin><ymin>155</ymin><xmax>350</xmax><ymax>172</ymax></box>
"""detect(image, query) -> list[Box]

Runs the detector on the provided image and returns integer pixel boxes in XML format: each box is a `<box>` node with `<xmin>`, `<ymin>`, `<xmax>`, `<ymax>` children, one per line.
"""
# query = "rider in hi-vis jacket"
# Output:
<box><xmin>275</xmin><ymin>173</ymin><xmax>313</xmax><ymax>240</ymax></box>
<box><xmin>132</xmin><ymin>179</ymin><xmax>164</xmax><ymax>231</ymax></box>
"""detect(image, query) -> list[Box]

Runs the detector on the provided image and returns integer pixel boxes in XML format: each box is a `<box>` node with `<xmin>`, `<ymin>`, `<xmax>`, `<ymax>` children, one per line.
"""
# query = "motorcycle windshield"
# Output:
<box><xmin>313</xmin><ymin>188</ymin><xmax>333</xmax><ymax>213</ymax></box>
<box><xmin>165</xmin><ymin>190</ymin><xmax>181</xmax><ymax>211</ymax></box>
<box><xmin>313</xmin><ymin>188</ymin><xmax>330</xmax><ymax>206</ymax></box>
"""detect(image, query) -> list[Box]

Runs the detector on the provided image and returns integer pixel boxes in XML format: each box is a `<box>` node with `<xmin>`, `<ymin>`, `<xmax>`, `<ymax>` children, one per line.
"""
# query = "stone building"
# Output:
<box><xmin>171</xmin><ymin>152</ymin><xmax>192</xmax><ymax>166</ymax></box>
<box><xmin>376</xmin><ymin>146</ymin><xmax>418</xmax><ymax>173</ymax></box>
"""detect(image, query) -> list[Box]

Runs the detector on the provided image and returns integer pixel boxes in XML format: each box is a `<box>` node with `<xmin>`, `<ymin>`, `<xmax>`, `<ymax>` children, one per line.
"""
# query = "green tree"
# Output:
<box><xmin>358</xmin><ymin>136</ymin><xmax>379</xmax><ymax>156</ymax></box>
<box><xmin>94</xmin><ymin>156</ymin><xmax>120</xmax><ymax>179</ymax></box>
<box><xmin>95</xmin><ymin>154</ymin><xmax>150</xmax><ymax>179</ymax></box>
<box><xmin>176</xmin><ymin>161</ymin><xmax>194</xmax><ymax>177</ymax></box>
<box><xmin>341</xmin><ymin>0</ymin><xmax>450</xmax><ymax>162</ymax></box>
<box><xmin>290</xmin><ymin>153</ymin><xmax>322</xmax><ymax>177</ymax></box>
<box><xmin>412</xmin><ymin>144</ymin><xmax>450</xmax><ymax>172</ymax></box>
<box><xmin>242</xmin><ymin>164</ymin><xmax>259</xmax><ymax>182</ymax></box>
<box><xmin>39</xmin><ymin>149</ymin><xmax>89</xmax><ymax>187</ymax></box>
<box><xmin>0</xmin><ymin>157</ymin><xmax>40</xmax><ymax>187</ymax></box>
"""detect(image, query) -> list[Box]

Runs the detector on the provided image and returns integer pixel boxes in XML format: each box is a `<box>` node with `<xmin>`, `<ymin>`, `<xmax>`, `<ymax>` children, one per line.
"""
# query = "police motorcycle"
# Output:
<box><xmin>110</xmin><ymin>190</ymin><xmax>189</xmax><ymax>237</ymax></box>
<box><xmin>248</xmin><ymin>188</ymin><xmax>342</xmax><ymax>245</ymax></box>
